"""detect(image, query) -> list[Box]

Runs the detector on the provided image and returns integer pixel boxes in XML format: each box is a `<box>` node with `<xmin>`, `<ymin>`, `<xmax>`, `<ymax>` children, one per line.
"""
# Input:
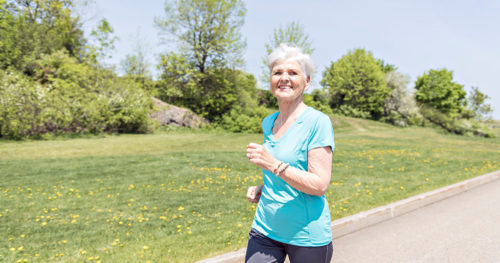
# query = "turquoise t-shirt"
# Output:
<box><xmin>251</xmin><ymin>107</ymin><xmax>335</xmax><ymax>246</ymax></box>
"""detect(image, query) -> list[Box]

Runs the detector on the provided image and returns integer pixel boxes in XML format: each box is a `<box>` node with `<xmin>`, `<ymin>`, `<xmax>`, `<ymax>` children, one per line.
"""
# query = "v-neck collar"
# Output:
<box><xmin>269</xmin><ymin>107</ymin><xmax>311</xmax><ymax>142</ymax></box>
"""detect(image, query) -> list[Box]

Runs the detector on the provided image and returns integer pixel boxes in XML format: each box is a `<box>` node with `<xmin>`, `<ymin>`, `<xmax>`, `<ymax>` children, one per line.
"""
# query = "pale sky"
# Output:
<box><xmin>82</xmin><ymin>0</ymin><xmax>500</xmax><ymax>120</ymax></box>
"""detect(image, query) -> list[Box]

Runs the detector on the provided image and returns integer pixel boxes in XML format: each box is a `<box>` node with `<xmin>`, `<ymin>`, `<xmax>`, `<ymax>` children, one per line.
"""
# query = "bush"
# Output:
<box><xmin>303</xmin><ymin>89</ymin><xmax>333</xmax><ymax>115</ymax></box>
<box><xmin>419</xmin><ymin>105</ymin><xmax>494</xmax><ymax>138</ymax></box>
<box><xmin>0</xmin><ymin>70</ymin><xmax>45</xmax><ymax>139</ymax></box>
<box><xmin>220</xmin><ymin>106</ymin><xmax>274</xmax><ymax>133</ymax></box>
<box><xmin>0</xmin><ymin>51</ymin><xmax>155</xmax><ymax>139</ymax></box>
<box><xmin>382</xmin><ymin>71</ymin><xmax>423</xmax><ymax>127</ymax></box>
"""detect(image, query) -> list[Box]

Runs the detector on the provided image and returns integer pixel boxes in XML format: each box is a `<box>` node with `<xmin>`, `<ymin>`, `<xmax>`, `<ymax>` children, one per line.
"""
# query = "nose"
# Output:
<box><xmin>279</xmin><ymin>72</ymin><xmax>290</xmax><ymax>82</ymax></box>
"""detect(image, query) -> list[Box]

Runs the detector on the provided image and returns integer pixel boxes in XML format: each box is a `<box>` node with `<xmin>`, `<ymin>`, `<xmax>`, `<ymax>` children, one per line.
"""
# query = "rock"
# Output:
<box><xmin>150</xmin><ymin>98</ymin><xmax>208</xmax><ymax>128</ymax></box>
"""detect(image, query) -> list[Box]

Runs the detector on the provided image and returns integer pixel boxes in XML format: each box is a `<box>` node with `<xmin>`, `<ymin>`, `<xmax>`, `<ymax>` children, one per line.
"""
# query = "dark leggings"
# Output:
<box><xmin>245</xmin><ymin>228</ymin><xmax>333</xmax><ymax>263</ymax></box>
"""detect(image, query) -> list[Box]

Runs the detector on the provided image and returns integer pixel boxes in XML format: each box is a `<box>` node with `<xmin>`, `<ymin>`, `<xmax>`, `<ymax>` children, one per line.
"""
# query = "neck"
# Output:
<box><xmin>277</xmin><ymin>97</ymin><xmax>307</xmax><ymax>121</ymax></box>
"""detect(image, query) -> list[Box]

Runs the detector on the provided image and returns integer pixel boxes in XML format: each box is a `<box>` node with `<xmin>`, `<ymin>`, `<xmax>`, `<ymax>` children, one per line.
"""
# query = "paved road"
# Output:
<box><xmin>331</xmin><ymin>178</ymin><xmax>500</xmax><ymax>263</ymax></box>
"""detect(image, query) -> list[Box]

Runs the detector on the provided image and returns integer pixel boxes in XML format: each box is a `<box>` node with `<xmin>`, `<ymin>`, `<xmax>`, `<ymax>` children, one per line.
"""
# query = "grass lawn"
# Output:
<box><xmin>1</xmin><ymin>117</ymin><xmax>499</xmax><ymax>262</ymax></box>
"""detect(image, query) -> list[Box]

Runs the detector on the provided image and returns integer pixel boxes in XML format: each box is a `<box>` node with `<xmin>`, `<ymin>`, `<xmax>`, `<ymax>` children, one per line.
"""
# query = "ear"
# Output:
<box><xmin>304</xmin><ymin>75</ymin><xmax>311</xmax><ymax>91</ymax></box>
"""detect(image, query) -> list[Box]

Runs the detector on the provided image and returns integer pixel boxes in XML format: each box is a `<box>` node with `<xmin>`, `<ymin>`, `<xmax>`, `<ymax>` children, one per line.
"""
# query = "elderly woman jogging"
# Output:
<box><xmin>245</xmin><ymin>43</ymin><xmax>335</xmax><ymax>263</ymax></box>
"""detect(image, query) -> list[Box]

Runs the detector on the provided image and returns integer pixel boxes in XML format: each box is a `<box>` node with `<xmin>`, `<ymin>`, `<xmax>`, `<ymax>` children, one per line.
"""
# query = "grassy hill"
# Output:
<box><xmin>1</xmin><ymin>116</ymin><xmax>499</xmax><ymax>262</ymax></box>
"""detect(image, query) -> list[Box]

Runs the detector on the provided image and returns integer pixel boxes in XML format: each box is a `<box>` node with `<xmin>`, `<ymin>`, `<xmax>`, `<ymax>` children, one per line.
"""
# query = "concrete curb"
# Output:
<box><xmin>197</xmin><ymin>170</ymin><xmax>500</xmax><ymax>263</ymax></box>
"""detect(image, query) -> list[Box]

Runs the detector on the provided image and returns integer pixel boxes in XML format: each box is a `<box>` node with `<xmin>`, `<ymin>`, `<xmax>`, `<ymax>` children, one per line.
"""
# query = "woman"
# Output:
<box><xmin>245</xmin><ymin>43</ymin><xmax>334</xmax><ymax>263</ymax></box>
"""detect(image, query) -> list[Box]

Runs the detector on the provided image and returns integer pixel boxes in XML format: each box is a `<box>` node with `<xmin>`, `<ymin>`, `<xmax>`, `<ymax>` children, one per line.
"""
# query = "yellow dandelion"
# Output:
<box><xmin>178</xmin><ymin>206</ymin><xmax>184</xmax><ymax>211</ymax></box>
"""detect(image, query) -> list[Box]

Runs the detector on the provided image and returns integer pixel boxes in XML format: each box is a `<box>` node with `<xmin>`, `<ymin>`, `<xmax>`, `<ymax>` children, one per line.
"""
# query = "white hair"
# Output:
<box><xmin>267</xmin><ymin>43</ymin><xmax>315</xmax><ymax>77</ymax></box>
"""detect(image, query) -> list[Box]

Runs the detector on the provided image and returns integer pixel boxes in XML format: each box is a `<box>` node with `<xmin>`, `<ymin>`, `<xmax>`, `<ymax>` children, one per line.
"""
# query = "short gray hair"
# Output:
<box><xmin>267</xmin><ymin>43</ymin><xmax>315</xmax><ymax>77</ymax></box>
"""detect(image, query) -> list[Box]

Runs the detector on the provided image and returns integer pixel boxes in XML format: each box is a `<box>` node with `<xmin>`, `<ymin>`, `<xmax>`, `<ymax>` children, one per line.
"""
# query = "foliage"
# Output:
<box><xmin>303</xmin><ymin>89</ymin><xmax>333</xmax><ymax>115</ymax></box>
<box><xmin>321</xmin><ymin>48</ymin><xmax>389</xmax><ymax>119</ymax></box>
<box><xmin>376</xmin><ymin>58</ymin><xmax>397</xmax><ymax>73</ymax></box>
<box><xmin>419</xmin><ymin>104</ymin><xmax>494</xmax><ymax>137</ymax></box>
<box><xmin>220</xmin><ymin>106</ymin><xmax>273</xmax><ymax>133</ymax></box>
<box><xmin>87</xmin><ymin>18</ymin><xmax>118</xmax><ymax>65</ymax></box>
<box><xmin>0</xmin><ymin>51</ymin><xmax>155</xmax><ymax>139</ymax></box>
<box><xmin>256</xmin><ymin>89</ymin><xmax>278</xmax><ymax>109</ymax></box>
<box><xmin>260</xmin><ymin>21</ymin><xmax>314</xmax><ymax>87</ymax></box>
<box><xmin>414</xmin><ymin>68</ymin><xmax>467</xmax><ymax>117</ymax></box>
<box><xmin>0</xmin><ymin>70</ymin><xmax>44</xmax><ymax>139</ymax></box>
<box><xmin>0</xmin><ymin>0</ymin><xmax>84</xmax><ymax>74</ymax></box>
<box><xmin>412</xmin><ymin>69</ymin><xmax>490</xmax><ymax>136</ymax></box>
<box><xmin>121</xmin><ymin>39</ymin><xmax>156</xmax><ymax>97</ymax></box>
<box><xmin>382</xmin><ymin>71</ymin><xmax>423</xmax><ymax>126</ymax></box>
<box><xmin>157</xmin><ymin>51</ymin><xmax>257</xmax><ymax>122</ymax></box>
<box><xmin>156</xmin><ymin>0</ymin><xmax>246</xmax><ymax>72</ymax></box>
<box><xmin>156</xmin><ymin>0</ymin><xmax>250</xmax><ymax>121</ymax></box>
<box><xmin>467</xmin><ymin>86</ymin><xmax>493</xmax><ymax>121</ymax></box>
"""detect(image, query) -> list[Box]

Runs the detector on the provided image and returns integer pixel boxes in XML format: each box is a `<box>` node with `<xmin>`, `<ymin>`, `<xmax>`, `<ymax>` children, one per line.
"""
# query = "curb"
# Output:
<box><xmin>197</xmin><ymin>170</ymin><xmax>500</xmax><ymax>263</ymax></box>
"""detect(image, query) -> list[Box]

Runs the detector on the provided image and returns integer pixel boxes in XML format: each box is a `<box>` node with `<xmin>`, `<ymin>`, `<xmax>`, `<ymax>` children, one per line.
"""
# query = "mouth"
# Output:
<box><xmin>278</xmin><ymin>85</ymin><xmax>293</xmax><ymax>90</ymax></box>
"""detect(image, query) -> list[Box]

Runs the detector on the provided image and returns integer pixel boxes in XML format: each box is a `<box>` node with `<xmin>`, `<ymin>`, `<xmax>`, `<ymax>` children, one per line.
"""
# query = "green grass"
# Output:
<box><xmin>1</xmin><ymin>118</ymin><xmax>499</xmax><ymax>262</ymax></box>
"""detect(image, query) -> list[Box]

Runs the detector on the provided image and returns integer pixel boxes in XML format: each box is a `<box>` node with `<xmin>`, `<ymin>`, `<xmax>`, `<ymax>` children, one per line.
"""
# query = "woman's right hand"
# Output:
<box><xmin>246</xmin><ymin>184</ymin><xmax>263</xmax><ymax>203</ymax></box>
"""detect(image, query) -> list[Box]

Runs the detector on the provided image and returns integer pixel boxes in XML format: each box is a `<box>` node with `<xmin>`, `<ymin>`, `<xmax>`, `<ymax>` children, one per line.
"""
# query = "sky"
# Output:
<box><xmin>81</xmin><ymin>0</ymin><xmax>500</xmax><ymax>120</ymax></box>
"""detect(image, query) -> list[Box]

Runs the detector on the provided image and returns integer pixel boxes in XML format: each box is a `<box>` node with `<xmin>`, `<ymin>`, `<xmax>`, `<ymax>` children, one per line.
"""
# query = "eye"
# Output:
<box><xmin>273</xmin><ymin>71</ymin><xmax>282</xmax><ymax>75</ymax></box>
<box><xmin>289</xmin><ymin>71</ymin><xmax>298</xmax><ymax>75</ymax></box>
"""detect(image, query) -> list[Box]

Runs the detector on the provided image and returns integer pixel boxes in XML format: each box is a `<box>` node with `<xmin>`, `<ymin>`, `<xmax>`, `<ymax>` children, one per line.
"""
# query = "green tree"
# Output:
<box><xmin>87</xmin><ymin>18</ymin><xmax>118</xmax><ymax>66</ymax></box>
<box><xmin>156</xmin><ymin>0</ymin><xmax>246</xmax><ymax>72</ymax></box>
<box><xmin>467</xmin><ymin>86</ymin><xmax>493</xmax><ymax>121</ymax></box>
<box><xmin>155</xmin><ymin>0</ymin><xmax>249</xmax><ymax>121</ymax></box>
<box><xmin>0</xmin><ymin>0</ymin><xmax>84</xmax><ymax>74</ymax></box>
<box><xmin>260</xmin><ymin>21</ymin><xmax>314</xmax><ymax>87</ymax></box>
<box><xmin>414</xmin><ymin>68</ymin><xmax>467</xmax><ymax>117</ymax></box>
<box><xmin>120</xmin><ymin>35</ymin><xmax>156</xmax><ymax>96</ymax></box>
<box><xmin>321</xmin><ymin>48</ymin><xmax>389</xmax><ymax>119</ymax></box>
<box><xmin>376</xmin><ymin>58</ymin><xmax>397</xmax><ymax>73</ymax></box>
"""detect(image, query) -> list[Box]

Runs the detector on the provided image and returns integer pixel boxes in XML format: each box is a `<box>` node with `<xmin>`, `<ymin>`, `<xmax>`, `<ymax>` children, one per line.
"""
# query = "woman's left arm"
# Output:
<box><xmin>247</xmin><ymin>143</ymin><xmax>332</xmax><ymax>196</ymax></box>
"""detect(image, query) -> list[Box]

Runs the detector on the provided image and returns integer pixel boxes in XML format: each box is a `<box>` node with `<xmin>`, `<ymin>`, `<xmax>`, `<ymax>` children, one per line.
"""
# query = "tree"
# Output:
<box><xmin>383</xmin><ymin>71</ymin><xmax>422</xmax><ymax>126</ymax></box>
<box><xmin>376</xmin><ymin>58</ymin><xmax>397</xmax><ymax>73</ymax></box>
<box><xmin>414</xmin><ymin>68</ymin><xmax>467</xmax><ymax>117</ymax></box>
<box><xmin>0</xmin><ymin>0</ymin><xmax>84</xmax><ymax>74</ymax></box>
<box><xmin>321</xmin><ymin>48</ymin><xmax>389</xmax><ymax>119</ymax></box>
<box><xmin>155</xmin><ymin>0</ymin><xmax>249</xmax><ymax>120</ymax></box>
<box><xmin>120</xmin><ymin>33</ymin><xmax>155</xmax><ymax>95</ymax></box>
<box><xmin>87</xmin><ymin>18</ymin><xmax>118</xmax><ymax>66</ymax></box>
<box><xmin>467</xmin><ymin>86</ymin><xmax>493</xmax><ymax>121</ymax></box>
<box><xmin>260</xmin><ymin>21</ymin><xmax>314</xmax><ymax>88</ymax></box>
<box><xmin>155</xmin><ymin>0</ymin><xmax>246</xmax><ymax>72</ymax></box>
<box><xmin>121</xmin><ymin>39</ymin><xmax>150</xmax><ymax>79</ymax></box>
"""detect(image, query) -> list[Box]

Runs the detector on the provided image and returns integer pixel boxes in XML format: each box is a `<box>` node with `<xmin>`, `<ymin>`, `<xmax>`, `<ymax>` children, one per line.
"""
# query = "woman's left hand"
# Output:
<box><xmin>246</xmin><ymin>143</ymin><xmax>280</xmax><ymax>172</ymax></box>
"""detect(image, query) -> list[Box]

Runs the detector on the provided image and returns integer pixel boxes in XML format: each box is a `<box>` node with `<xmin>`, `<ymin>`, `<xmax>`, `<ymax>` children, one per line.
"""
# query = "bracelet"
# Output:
<box><xmin>276</xmin><ymin>163</ymin><xmax>289</xmax><ymax>177</ymax></box>
<box><xmin>273</xmin><ymin>161</ymin><xmax>283</xmax><ymax>174</ymax></box>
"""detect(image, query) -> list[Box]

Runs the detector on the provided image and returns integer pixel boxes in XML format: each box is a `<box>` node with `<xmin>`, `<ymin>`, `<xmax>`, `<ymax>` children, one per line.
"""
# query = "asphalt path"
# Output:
<box><xmin>331</xmin><ymin>178</ymin><xmax>500</xmax><ymax>263</ymax></box>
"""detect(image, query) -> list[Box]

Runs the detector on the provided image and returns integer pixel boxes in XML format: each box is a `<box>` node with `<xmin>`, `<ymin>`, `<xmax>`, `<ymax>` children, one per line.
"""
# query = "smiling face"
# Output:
<box><xmin>270</xmin><ymin>58</ymin><xmax>310</xmax><ymax>103</ymax></box>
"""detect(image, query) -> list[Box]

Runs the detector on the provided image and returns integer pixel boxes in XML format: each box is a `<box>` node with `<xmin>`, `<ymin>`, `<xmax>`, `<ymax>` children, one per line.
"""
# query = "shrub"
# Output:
<box><xmin>303</xmin><ymin>89</ymin><xmax>333</xmax><ymax>115</ymax></box>
<box><xmin>0</xmin><ymin>51</ymin><xmax>155</xmax><ymax>139</ymax></box>
<box><xmin>382</xmin><ymin>71</ymin><xmax>423</xmax><ymax>127</ymax></box>
<box><xmin>0</xmin><ymin>70</ymin><xmax>45</xmax><ymax>139</ymax></box>
<box><xmin>220</xmin><ymin>106</ymin><xmax>274</xmax><ymax>133</ymax></box>
<box><xmin>419</xmin><ymin>105</ymin><xmax>494</xmax><ymax>138</ymax></box>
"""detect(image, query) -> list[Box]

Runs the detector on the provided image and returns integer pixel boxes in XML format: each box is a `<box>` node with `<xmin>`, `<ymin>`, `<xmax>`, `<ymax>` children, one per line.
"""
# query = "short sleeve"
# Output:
<box><xmin>308</xmin><ymin>114</ymin><xmax>335</xmax><ymax>152</ymax></box>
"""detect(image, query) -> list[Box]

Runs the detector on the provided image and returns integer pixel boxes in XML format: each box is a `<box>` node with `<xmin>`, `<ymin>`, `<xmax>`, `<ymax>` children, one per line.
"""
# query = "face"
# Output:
<box><xmin>270</xmin><ymin>58</ymin><xmax>310</xmax><ymax>103</ymax></box>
